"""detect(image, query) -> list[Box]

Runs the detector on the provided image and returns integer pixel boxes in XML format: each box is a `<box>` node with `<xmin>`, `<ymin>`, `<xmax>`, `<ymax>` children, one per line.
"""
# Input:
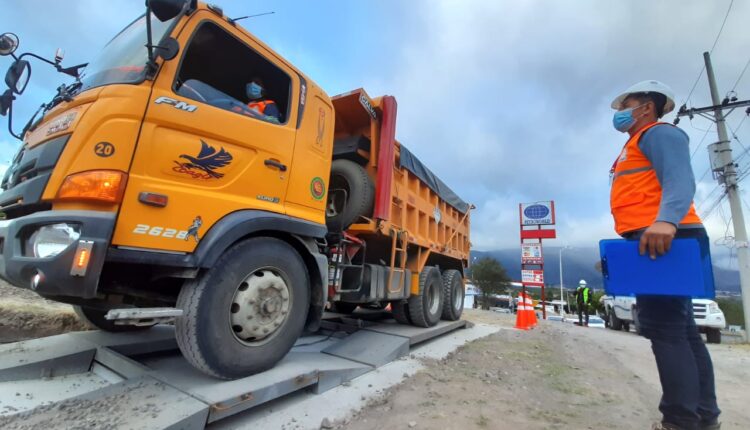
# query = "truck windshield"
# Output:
<box><xmin>79</xmin><ymin>13</ymin><xmax>176</xmax><ymax>91</ymax></box>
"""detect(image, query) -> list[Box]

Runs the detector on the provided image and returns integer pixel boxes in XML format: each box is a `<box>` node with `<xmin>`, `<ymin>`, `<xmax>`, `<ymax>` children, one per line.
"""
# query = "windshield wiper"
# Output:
<box><xmin>22</xmin><ymin>81</ymin><xmax>83</xmax><ymax>136</ymax></box>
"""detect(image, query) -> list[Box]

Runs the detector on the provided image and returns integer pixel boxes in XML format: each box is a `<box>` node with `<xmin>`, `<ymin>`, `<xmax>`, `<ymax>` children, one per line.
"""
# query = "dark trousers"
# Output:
<box><xmin>577</xmin><ymin>304</ymin><xmax>589</xmax><ymax>325</ymax></box>
<box><xmin>629</xmin><ymin>228</ymin><xmax>720</xmax><ymax>429</ymax></box>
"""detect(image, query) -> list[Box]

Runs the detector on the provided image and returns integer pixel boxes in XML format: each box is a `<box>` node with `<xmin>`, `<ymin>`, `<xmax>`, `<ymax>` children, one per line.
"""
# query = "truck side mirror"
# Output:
<box><xmin>5</xmin><ymin>60</ymin><xmax>31</xmax><ymax>95</ymax></box>
<box><xmin>0</xmin><ymin>89</ymin><xmax>14</xmax><ymax>116</ymax></box>
<box><xmin>0</xmin><ymin>33</ymin><xmax>19</xmax><ymax>56</ymax></box>
<box><xmin>148</xmin><ymin>0</ymin><xmax>187</xmax><ymax>22</ymax></box>
<box><xmin>156</xmin><ymin>37</ymin><xmax>180</xmax><ymax>61</ymax></box>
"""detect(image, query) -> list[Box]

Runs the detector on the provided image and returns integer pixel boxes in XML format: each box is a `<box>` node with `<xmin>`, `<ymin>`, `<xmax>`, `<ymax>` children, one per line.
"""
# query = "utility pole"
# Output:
<box><xmin>677</xmin><ymin>51</ymin><xmax>750</xmax><ymax>341</ymax></box>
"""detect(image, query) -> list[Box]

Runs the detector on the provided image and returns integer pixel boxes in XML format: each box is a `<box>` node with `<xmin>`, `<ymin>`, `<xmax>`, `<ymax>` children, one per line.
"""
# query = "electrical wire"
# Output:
<box><xmin>683</xmin><ymin>0</ymin><xmax>735</xmax><ymax>104</ymax></box>
<box><xmin>731</xmin><ymin>56</ymin><xmax>750</xmax><ymax>92</ymax></box>
<box><xmin>691</xmin><ymin>124</ymin><xmax>714</xmax><ymax>159</ymax></box>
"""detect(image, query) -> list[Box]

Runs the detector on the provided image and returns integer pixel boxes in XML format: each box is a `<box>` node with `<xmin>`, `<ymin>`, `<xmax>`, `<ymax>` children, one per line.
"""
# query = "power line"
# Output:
<box><xmin>731</xmin><ymin>56</ymin><xmax>750</xmax><ymax>92</ymax></box>
<box><xmin>728</xmin><ymin>122</ymin><xmax>750</xmax><ymax>163</ymax></box>
<box><xmin>690</xmin><ymin>123</ymin><xmax>714</xmax><ymax>159</ymax></box>
<box><xmin>683</xmin><ymin>0</ymin><xmax>735</xmax><ymax>104</ymax></box>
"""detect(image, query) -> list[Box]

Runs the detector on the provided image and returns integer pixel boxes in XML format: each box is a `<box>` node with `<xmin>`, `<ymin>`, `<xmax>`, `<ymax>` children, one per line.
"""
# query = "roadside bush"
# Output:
<box><xmin>716</xmin><ymin>298</ymin><xmax>744</xmax><ymax>328</ymax></box>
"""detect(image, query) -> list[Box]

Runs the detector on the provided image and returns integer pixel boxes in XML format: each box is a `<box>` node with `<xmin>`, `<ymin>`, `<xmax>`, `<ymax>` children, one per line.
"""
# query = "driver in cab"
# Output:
<box><xmin>246</xmin><ymin>78</ymin><xmax>280</xmax><ymax>124</ymax></box>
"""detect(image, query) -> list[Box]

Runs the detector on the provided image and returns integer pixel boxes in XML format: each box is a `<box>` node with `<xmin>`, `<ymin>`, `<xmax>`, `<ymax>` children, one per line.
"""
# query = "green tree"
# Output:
<box><xmin>716</xmin><ymin>298</ymin><xmax>744</xmax><ymax>328</ymax></box>
<box><xmin>589</xmin><ymin>290</ymin><xmax>605</xmax><ymax>316</ymax></box>
<box><xmin>472</xmin><ymin>257</ymin><xmax>512</xmax><ymax>310</ymax></box>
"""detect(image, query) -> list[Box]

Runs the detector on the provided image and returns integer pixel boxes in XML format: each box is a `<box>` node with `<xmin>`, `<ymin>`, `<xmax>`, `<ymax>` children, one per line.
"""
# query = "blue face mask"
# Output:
<box><xmin>246</xmin><ymin>82</ymin><xmax>263</xmax><ymax>100</ymax></box>
<box><xmin>612</xmin><ymin>103</ymin><xmax>647</xmax><ymax>133</ymax></box>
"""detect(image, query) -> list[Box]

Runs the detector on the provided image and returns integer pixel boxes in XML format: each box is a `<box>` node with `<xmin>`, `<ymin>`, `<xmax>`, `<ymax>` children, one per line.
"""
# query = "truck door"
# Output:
<box><xmin>111</xmin><ymin>14</ymin><xmax>300</xmax><ymax>252</ymax></box>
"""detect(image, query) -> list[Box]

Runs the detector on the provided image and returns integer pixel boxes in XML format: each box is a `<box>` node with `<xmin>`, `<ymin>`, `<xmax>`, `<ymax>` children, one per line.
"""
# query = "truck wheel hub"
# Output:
<box><xmin>230</xmin><ymin>268</ymin><xmax>291</xmax><ymax>344</ymax></box>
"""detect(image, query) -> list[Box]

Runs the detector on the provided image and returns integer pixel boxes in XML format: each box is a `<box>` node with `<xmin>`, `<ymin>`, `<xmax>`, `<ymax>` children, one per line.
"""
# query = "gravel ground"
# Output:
<box><xmin>341</xmin><ymin>309</ymin><xmax>750</xmax><ymax>430</ymax></box>
<box><xmin>0</xmin><ymin>279</ymin><xmax>88</xmax><ymax>342</ymax></box>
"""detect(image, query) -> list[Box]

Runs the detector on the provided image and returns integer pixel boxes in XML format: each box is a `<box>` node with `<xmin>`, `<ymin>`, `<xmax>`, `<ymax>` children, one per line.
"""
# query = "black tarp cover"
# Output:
<box><xmin>399</xmin><ymin>145</ymin><xmax>470</xmax><ymax>214</ymax></box>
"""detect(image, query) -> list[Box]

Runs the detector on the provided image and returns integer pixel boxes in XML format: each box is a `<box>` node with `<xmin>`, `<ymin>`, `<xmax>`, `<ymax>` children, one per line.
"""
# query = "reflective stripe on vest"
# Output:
<box><xmin>583</xmin><ymin>287</ymin><xmax>589</xmax><ymax>303</ymax></box>
<box><xmin>248</xmin><ymin>100</ymin><xmax>275</xmax><ymax>114</ymax></box>
<box><xmin>609</xmin><ymin>122</ymin><xmax>702</xmax><ymax>235</ymax></box>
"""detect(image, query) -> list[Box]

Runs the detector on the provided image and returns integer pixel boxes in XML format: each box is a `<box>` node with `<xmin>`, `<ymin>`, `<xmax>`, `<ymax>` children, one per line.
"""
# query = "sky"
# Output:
<box><xmin>1</xmin><ymin>0</ymin><xmax>750</xmax><ymax>267</ymax></box>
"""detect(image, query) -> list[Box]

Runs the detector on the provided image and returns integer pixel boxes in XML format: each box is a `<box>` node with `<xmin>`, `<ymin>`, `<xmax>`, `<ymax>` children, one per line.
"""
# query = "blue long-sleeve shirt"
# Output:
<box><xmin>638</xmin><ymin>125</ymin><xmax>700</xmax><ymax>228</ymax></box>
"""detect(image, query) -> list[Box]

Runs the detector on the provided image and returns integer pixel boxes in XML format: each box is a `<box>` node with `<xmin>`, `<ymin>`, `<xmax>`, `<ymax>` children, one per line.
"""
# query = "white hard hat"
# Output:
<box><xmin>611</xmin><ymin>80</ymin><xmax>676</xmax><ymax>115</ymax></box>
<box><xmin>579</xmin><ymin>279</ymin><xmax>587</xmax><ymax>285</ymax></box>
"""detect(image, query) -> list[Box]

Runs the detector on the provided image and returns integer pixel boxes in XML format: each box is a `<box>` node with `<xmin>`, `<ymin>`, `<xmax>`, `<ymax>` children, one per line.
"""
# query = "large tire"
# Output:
<box><xmin>326</xmin><ymin>159</ymin><xmax>374</xmax><ymax>232</ymax></box>
<box><xmin>175</xmin><ymin>237</ymin><xmax>310</xmax><ymax>379</ymax></box>
<box><xmin>408</xmin><ymin>267</ymin><xmax>443</xmax><ymax>327</ymax></box>
<box><xmin>609</xmin><ymin>307</ymin><xmax>623</xmax><ymax>331</ymax></box>
<box><xmin>706</xmin><ymin>328</ymin><xmax>722</xmax><ymax>344</ymax></box>
<box><xmin>440</xmin><ymin>269</ymin><xmax>464</xmax><ymax>321</ymax></box>
<box><xmin>391</xmin><ymin>300</ymin><xmax>411</xmax><ymax>325</ymax></box>
<box><xmin>74</xmin><ymin>305</ymin><xmax>153</xmax><ymax>333</ymax></box>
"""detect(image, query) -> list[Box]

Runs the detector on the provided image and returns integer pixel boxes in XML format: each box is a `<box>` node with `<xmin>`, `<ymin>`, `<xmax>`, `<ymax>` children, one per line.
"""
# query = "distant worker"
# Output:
<box><xmin>608</xmin><ymin>80</ymin><xmax>720</xmax><ymax>430</ymax></box>
<box><xmin>246</xmin><ymin>78</ymin><xmax>281</xmax><ymax>123</ymax></box>
<box><xmin>575</xmin><ymin>280</ymin><xmax>590</xmax><ymax>326</ymax></box>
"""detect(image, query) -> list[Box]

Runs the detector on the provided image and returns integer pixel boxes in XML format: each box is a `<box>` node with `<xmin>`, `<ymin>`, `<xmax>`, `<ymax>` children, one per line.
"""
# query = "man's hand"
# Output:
<box><xmin>639</xmin><ymin>221</ymin><xmax>677</xmax><ymax>260</ymax></box>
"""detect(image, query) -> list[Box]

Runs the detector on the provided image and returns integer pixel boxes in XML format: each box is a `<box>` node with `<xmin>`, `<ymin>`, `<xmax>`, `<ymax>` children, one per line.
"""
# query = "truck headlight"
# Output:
<box><xmin>26</xmin><ymin>223</ymin><xmax>81</xmax><ymax>258</ymax></box>
<box><xmin>708</xmin><ymin>302</ymin><xmax>721</xmax><ymax>314</ymax></box>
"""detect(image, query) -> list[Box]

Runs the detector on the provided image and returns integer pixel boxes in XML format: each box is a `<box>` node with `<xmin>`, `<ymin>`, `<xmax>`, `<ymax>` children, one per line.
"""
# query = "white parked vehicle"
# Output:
<box><xmin>600</xmin><ymin>296</ymin><xmax>725</xmax><ymax>343</ymax></box>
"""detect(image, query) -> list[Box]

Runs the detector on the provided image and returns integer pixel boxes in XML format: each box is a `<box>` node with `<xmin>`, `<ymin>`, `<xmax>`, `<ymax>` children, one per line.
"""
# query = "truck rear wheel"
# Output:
<box><xmin>440</xmin><ymin>269</ymin><xmax>464</xmax><ymax>321</ymax></box>
<box><xmin>175</xmin><ymin>237</ymin><xmax>309</xmax><ymax>380</ymax></box>
<box><xmin>608</xmin><ymin>308</ymin><xmax>623</xmax><ymax>331</ymax></box>
<box><xmin>326</xmin><ymin>159</ymin><xmax>374</xmax><ymax>232</ymax></box>
<box><xmin>706</xmin><ymin>328</ymin><xmax>721</xmax><ymax>344</ymax></box>
<box><xmin>408</xmin><ymin>267</ymin><xmax>443</xmax><ymax>327</ymax></box>
<box><xmin>73</xmin><ymin>305</ymin><xmax>154</xmax><ymax>333</ymax></box>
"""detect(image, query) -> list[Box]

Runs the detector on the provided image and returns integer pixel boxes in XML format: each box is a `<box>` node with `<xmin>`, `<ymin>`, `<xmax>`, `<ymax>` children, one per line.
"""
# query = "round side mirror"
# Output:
<box><xmin>5</xmin><ymin>60</ymin><xmax>31</xmax><ymax>95</ymax></box>
<box><xmin>157</xmin><ymin>37</ymin><xmax>180</xmax><ymax>61</ymax></box>
<box><xmin>0</xmin><ymin>33</ymin><xmax>20</xmax><ymax>56</ymax></box>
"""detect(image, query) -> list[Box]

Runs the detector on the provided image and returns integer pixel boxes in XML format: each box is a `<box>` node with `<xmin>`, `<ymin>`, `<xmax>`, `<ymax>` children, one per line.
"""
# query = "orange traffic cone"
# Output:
<box><xmin>514</xmin><ymin>292</ymin><xmax>536</xmax><ymax>330</ymax></box>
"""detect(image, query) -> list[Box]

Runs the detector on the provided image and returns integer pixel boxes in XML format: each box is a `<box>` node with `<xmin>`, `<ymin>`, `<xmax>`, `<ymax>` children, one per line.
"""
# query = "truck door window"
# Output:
<box><xmin>173</xmin><ymin>21</ymin><xmax>291</xmax><ymax>124</ymax></box>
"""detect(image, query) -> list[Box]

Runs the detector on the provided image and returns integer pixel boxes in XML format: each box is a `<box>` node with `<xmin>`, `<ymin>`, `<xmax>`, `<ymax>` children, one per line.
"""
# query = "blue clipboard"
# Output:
<box><xmin>599</xmin><ymin>238</ymin><xmax>715</xmax><ymax>297</ymax></box>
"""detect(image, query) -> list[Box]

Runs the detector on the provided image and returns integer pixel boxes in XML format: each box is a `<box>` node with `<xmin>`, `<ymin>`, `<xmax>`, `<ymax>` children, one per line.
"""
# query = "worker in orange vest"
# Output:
<box><xmin>246</xmin><ymin>78</ymin><xmax>281</xmax><ymax>123</ymax></box>
<box><xmin>610</xmin><ymin>80</ymin><xmax>720</xmax><ymax>430</ymax></box>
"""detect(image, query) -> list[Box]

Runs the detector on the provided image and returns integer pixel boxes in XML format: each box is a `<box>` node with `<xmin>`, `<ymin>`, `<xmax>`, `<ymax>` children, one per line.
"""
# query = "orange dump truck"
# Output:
<box><xmin>0</xmin><ymin>0</ymin><xmax>471</xmax><ymax>379</ymax></box>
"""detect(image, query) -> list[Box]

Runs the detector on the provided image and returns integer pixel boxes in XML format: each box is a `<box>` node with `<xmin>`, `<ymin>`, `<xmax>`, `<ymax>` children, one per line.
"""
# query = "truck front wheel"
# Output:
<box><xmin>705</xmin><ymin>328</ymin><xmax>722</xmax><ymax>344</ymax></box>
<box><xmin>175</xmin><ymin>237</ymin><xmax>310</xmax><ymax>379</ymax></box>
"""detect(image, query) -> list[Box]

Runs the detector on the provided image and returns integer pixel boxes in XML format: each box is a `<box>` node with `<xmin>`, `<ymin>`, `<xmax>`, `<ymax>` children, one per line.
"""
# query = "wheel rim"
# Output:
<box><xmin>453</xmin><ymin>281</ymin><xmax>463</xmax><ymax>312</ymax></box>
<box><xmin>229</xmin><ymin>267</ymin><xmax>292</xmax><ymax>346</ymax></box>
<box><xmin>427</xmin><ymin>281</ymin><xmax>441</xmax><ymax>315</ymax></box>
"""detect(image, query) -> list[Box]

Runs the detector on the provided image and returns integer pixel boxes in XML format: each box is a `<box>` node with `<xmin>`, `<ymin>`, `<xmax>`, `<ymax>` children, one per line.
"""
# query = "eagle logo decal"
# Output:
<box><xmin>173</xmin><ymin>140</ymin><xmax>233</xmax><ymax>179</ymax></box>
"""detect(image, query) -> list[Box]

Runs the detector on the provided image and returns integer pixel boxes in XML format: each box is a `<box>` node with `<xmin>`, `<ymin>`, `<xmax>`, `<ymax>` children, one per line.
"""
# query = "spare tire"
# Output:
<box><xmin>326</xmin><ymin>159</ymin><xmax>374</xmax><ymax>232</ymax></box>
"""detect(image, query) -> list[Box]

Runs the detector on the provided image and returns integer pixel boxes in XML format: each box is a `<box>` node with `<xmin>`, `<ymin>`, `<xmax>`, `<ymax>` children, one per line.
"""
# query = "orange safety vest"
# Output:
<box><xmin>247</xmin><ymin>100</ymin><xmax>275</xmax><ymax>115</ymax></box>
<box><xmin>610</xmin><ymin>122</ymin><xmax>702</xmax><ymax>235</ymax></box>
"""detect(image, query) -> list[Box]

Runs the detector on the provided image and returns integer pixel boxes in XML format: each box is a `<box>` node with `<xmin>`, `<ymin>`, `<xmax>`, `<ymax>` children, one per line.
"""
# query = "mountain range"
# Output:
<box><xmin>471</xmin><ymin>246</ymin><xmax>741</xmax><ymax>293</ymax></box>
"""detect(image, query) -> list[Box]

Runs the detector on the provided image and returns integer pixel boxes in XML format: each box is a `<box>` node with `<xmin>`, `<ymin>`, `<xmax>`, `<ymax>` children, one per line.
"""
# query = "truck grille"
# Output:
<box><xmin>0</xmin><ymin>135</ymin><xmax>69</xmax><ymax>218</ymax></box>
<box><xmin>693</xmin><ymin>303</ymin><xmax>707</xmax><ymax>319</ymax></box>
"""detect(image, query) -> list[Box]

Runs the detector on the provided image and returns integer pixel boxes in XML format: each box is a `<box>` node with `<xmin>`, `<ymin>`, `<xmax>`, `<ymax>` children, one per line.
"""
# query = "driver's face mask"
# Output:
<box><xmin>246</xmin><ymin>82</ymin><xmax>264</xmax><ymax>100</ymax></box>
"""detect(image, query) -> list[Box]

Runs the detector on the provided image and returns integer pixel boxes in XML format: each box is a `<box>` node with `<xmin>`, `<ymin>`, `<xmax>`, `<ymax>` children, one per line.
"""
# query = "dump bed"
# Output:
<box><xmin>331</xmin><ymin>89</ymin><xmax>471</xmax><ymax>275</ymax></box>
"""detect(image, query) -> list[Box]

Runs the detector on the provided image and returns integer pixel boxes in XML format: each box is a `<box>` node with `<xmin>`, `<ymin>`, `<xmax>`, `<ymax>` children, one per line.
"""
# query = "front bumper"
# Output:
<box><xmin>697</xmin><ymin>313</ymin><xmax>726</xmax><ymax>330</ymax></box>
<box><xmin>0</xmin><ymin>210</ymin><xmax>115</xmax><ymax>299</ymax></box>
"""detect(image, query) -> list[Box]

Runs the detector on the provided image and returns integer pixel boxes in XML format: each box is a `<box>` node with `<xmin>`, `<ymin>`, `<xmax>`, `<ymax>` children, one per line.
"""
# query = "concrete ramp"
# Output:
<box><xmin>0</xmin><ymin>316</ymin><xmax>466</xmax><ymax>428</ymax></box>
